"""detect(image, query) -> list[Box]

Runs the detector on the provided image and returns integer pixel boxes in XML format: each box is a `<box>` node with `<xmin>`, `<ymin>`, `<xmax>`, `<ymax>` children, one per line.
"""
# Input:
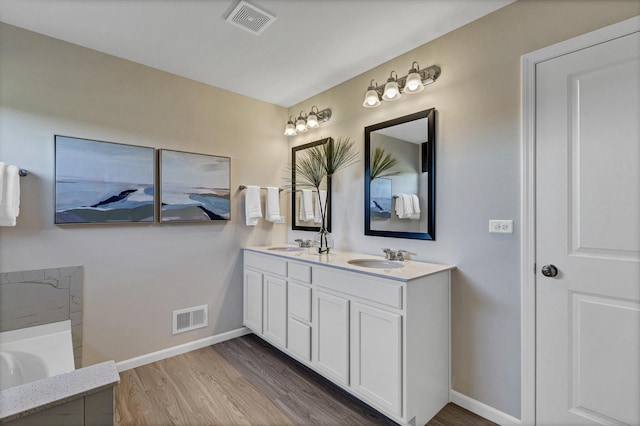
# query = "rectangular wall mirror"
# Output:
<box><xmin>291</xmin><ymin>138</ymin><xmax>332</xmax><ymax>232</ymax></box>
<box><xmin>364</xmin><ymin>108</ymin><xmax>435</xmax><ymax>240</ymax></box>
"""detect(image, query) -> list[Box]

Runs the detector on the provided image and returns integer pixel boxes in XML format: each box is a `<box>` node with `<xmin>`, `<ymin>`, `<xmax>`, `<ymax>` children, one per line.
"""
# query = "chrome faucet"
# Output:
<box><xmin>382</xmin><ymin>248</ymin><xmax>412</xmax><ymax>261</ymax></box>
<box><xmin>295</xmin><ymin>239</ymin><xmax>312</xmax><ymax>248</ymax></box>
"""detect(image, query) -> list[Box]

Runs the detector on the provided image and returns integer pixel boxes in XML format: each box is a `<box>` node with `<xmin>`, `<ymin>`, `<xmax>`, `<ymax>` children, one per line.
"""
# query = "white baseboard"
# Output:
<box><xmin>116</xmin><ymin>327</ymin><xmax>251</xmax><ymax>372</ymax></box>
<box><xmin>450</xmin><ymin>389</ymin><xmax>522</xmax><ymax>426</ymax></box>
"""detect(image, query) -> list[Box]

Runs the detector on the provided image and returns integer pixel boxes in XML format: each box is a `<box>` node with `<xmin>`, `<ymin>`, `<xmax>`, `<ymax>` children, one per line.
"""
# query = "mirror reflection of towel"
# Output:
<box><xmin>299</xmin><ymin>189</ymin><xmax>314</xmax><ymax>221</ymax></box>
<box><xmin>395</xmin><ymin>194</ymin><xmax>420</xmax><ymax>219</ymax></box>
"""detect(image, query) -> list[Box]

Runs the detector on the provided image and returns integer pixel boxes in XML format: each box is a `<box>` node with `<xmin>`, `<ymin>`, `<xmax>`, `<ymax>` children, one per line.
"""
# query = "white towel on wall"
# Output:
<box><xmin>265</xmin><ymin>187</ymin><xmax>284</xmax><ymax>223</ymax></box>
<box><xmin>244</xmin><ymin>185</ymin><xmax>262</xmax><ymax>226</ymax></box>
<box><xmin>0</xmin><ymin>164</ymin><xmax>20</xmax><ymax>227</ymax></box>
<box><xmin>299</xmin><ymin>189</ymin><xmax>314</xmax><ymax>222</ymax></box>
<box><xmin>314</xmin><ymin>190</ymin><xmax>327</xmax><ymax>224</ymax></box>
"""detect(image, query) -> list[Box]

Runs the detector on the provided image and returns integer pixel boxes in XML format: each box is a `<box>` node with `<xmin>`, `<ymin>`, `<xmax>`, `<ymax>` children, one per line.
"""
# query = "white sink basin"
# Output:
<box><xmin>268</xmin><ymin>246</ymin><xmax>304</xmax><ymax>252</ymax></box>
<box><xmin>347</xmin><ymin>259</ymin><xmax>405</xmax><ymax>269</ymax></box>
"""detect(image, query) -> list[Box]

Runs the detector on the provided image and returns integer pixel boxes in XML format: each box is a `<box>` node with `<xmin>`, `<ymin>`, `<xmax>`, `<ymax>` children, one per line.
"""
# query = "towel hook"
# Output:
<box><xmin>19</xmin><ymin>169</ymin><xmax>29</xmax><ymax>177</ymax></box>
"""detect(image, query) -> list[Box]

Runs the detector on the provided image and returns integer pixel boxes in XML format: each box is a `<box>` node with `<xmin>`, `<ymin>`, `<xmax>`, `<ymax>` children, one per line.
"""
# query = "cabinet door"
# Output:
<box><xmin>313</xmin><ymin>290</ymin><xmax>349</xmax><ymax>386</ymax></box>
<box><xmin>243</xmin><ymin>269</ymin><xmax>263</xmax><ymax>333</ymax></box>
<box><xmin>288</xmin><ymin>281</ymin><xmax>311</xmax><ymax>322</ymax></box>
<box><xmin>350</xmin><ymin>302</ymin><xmax>402</xmax><ymax>417</ymax></box>
<box><xmin>263</xmin><ymin>275</ymin><xmax>287</xmax><ymax>347</ymax></box>
<box><xmin>288</xmin><ymin>317</ymin><xmax>311</xmax><ymax>361</ymax></box>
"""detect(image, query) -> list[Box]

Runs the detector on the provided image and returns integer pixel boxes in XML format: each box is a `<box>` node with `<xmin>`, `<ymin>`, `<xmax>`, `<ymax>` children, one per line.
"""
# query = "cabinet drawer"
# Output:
<box><xmin>244</xmin><ymin>251</ymin><xmax>287</xmax><ymax>277</ymax></box>
<box><xmin>314</xmin><ymin>267</ymin><xmax>402</xmax><ymax>309</ymax></box>
<box><xmin>288</xmin><ymin>282</ymin><xmax>311</xmax><ymax>322</ymax></box>
<box><xmin>287</xmin><ymin>318</ymin><xmax>311</xmax><ymax>361</ymax></box>
<box><xmin>288</xmin><ymin>262</ymin><xmax>312</xmax><ymax>283</ymax></box>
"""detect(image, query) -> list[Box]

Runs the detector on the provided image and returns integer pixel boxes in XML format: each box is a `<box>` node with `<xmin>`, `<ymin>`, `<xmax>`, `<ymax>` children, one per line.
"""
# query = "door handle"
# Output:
<box><xmin>541</xmin><ymin>264</ymin><xmax>558</xmax><ymax>278</ymax></box>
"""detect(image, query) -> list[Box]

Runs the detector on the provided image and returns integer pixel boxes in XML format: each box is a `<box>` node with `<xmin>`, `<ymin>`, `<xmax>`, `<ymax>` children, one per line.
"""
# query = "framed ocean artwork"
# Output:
<box><xmin>54</xmin><ymin>135</ymin><xmax>155</xmax><ymax>224</ymax></box>
<box><xmin>370</xmin><ymin>177</ymin><xmax>392</xmax><ymax>219</ymax></box>
<box><xmin>159</xmin><ymin>149</ymin><xmax>230</xmax><ymax>222</ymax></box>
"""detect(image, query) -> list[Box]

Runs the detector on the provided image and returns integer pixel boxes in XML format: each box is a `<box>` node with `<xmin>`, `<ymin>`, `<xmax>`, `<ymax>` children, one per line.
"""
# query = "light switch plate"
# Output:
<box><xmin>489</xmin><ymin>220</ymin><xmax>513</xmax><ymax>233</ymax></box>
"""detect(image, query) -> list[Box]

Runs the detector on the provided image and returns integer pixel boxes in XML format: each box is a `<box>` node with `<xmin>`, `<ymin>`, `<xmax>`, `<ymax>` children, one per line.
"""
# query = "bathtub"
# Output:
<box><xmin>0</xmin><ymin>320</ymin><xmax>75</xmax><ymax>391</ymax></box>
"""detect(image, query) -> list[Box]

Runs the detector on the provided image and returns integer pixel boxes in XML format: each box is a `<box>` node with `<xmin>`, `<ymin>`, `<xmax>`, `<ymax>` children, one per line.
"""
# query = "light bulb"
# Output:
<box><xmin>404</xmin><ymin>72</ymin><xmax>424</xmax><ymax>93</ymax></box>
<box><xmin>306</xmin><ymin>112</ymin><xmax>319</xmax><ymax>128</ymax></box>
<box><xmin>362</xmin><ymin>81</ymin><xmax>381</xmax><ymax>108</ymax></box>
<box><xmin>284</xmin><ymin>122</ymin><xmax>297</xmax><ymax>136</ymax></box>
<box><xmin>295</xmin><ymin>117</ymin><xmax>307</xmax><ymax>132</ymax></box>
<box><xmin>382</xmin><ymin>81</ymin><xmax>401</xmax><ymax>101</ymax></box>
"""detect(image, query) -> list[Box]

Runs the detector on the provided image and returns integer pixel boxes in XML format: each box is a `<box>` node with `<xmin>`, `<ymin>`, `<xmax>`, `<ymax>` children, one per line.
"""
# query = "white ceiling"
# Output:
<box><xmin>0</xmin><ymin>0</ymin><xmax>514</xmax><ymax>107</ymax></box>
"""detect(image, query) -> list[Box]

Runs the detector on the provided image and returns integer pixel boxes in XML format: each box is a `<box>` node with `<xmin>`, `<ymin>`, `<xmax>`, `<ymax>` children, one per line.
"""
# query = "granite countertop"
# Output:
<box><xmin>244</xmin><ymin>246</ymin><xmax>455</xmax><ymax>282</ymax></box>
<box><xmin>0</xmin><ymin>360</ymin><xmax>120</xmax><ymax>422</ymax></box>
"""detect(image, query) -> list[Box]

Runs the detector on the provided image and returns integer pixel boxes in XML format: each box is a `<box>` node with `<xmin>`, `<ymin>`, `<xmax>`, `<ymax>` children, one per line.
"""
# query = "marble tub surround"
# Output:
<box><xmin>244</xmin><ymin>246</ymin><xmax>454</xmax><ymax>281</ymax></box>
<box><xmin>0</xmin><ymin>360</ymin><xmax>119</xmax><ymax>424</ymax></box>
<box><xmin>0</xmin><ymin>266</ymin><xmax>83</xmax><ymax>368</ymax></box>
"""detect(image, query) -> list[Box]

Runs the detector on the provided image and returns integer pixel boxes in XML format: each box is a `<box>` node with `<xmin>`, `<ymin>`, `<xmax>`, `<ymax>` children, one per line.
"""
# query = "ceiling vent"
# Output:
<box><xmin>225</xmin><ymin>1</ymin><xmax>276</xmax><ymax>35</ymax></box>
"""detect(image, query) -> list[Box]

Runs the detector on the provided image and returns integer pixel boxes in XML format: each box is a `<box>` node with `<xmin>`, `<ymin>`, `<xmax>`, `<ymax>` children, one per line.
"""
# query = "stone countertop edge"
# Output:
<box><xmin>0</xmin><ymin>360</ymin><xmax>120</xmax><ymax>422</ymax></box>
<box><xmin>244</xmin><ymin>246</ymin><xmax>455</xmax><ymax>282</ymax></box>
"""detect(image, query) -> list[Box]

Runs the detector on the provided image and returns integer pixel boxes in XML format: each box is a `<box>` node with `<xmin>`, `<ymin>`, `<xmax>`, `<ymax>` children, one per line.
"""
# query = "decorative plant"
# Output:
<box><xmin>370</xmin><ymin>147</ymin><xmax>399</xmax><ymax>181</ymax></box>
<box><xmin>291</xmin><ymin>137</ymin><xmax>358</xmax><ymax>254</ymax></box>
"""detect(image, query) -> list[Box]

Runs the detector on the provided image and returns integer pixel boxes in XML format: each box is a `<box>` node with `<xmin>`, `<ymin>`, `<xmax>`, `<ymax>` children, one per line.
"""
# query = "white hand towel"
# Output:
<box><xmin>0</xmin><ymin>164</ymin><xmax>20</xmax><ymax>227</ymax></box>
<box><xmin>0</xmin><ymin>162</ymin><xmax>5</xmax><ymax>206</ymax></box>
<box><xmin>314</xmin><ymin>189</ymin><xmax>327</xmax><ymax>224</ymax></box>
<box><xmin>395</xmin><ymin>194</ymin><xmax>418</xmax><ymax>219</ymax></box>
<box><xmin>409</xmin><ymin>194</ymin><xmax>421</xmax><ymax>219</ymax></box>
<box><xmin>265</xmin><ymin>187</ymin><xmax>284</xmax><ymax>223</ymax></box>
<box><xmin>244</xmin><ymin>185</ymin><xmax>262</xmax><ymax>226</ymax></box>
<box><xmin>299</xmin><ymin>189</ymin><xmax>314</xmax><ymax>221</ymax></box>
<box><xmin>394</xmin><ymin>194</ymin><xmax>405</xmax><ymax>219</ymax></box>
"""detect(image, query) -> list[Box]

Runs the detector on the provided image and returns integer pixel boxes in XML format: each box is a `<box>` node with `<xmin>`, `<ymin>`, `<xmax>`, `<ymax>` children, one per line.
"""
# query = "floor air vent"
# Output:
<box><xmin>172</xmin><ymin>305</ymin><xmax>208</xmax><ymax>334</ymax></box>
<box><xmin>225</xmin><ymin>0</ymin><xmax>276</xmax><ymax>35</ymax></box>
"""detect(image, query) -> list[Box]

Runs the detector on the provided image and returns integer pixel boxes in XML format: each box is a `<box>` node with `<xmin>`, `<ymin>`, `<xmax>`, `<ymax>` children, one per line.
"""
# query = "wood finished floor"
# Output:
<box><xmin>115</xmin><ymin>334</ymin><xmax>496</xmax><ymax>426</ymax></box>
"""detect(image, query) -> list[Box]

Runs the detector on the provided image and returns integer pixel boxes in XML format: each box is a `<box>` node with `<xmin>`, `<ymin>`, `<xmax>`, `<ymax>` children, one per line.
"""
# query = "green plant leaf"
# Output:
<box><xmin>370</xmin><ymin>147</ymin><xmax>399</xmax><ymax>181</ymax></box>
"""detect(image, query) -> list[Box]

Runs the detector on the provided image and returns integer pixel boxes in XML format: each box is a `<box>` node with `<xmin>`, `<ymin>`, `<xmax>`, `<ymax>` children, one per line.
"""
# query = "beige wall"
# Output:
<box><xmin>287</xmin><ymin>0</ymin><xmax>639</xmax><ymax>418</ymax></box>
<box><xmin>0</xmin><ymin>23</ymin><xmax>289</xmax><ymax>366</ymax></box>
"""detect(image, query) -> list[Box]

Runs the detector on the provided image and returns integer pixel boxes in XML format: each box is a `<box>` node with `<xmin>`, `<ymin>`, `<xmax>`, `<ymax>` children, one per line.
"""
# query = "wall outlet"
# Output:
<box><xmin>489</xmin><ymin>220</ymin><xmax>513</xmax><ymax>234</ymax></box>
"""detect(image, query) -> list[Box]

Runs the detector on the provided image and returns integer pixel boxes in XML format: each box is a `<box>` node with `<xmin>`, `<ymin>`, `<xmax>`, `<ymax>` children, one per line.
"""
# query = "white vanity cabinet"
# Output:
<box><xmin>243</xmin><ymin>248</ymin><xmax>453</xmax><ymax>426</ymax></box>
<box><xmin>313</xmin><ymin>289</ymin><xmax>350</xmax><ymax>386</ymax></box>
<box><xmin>243</xmin><ymin>251</ymin><xmax>288</xmax><ymax>348</ymax></box>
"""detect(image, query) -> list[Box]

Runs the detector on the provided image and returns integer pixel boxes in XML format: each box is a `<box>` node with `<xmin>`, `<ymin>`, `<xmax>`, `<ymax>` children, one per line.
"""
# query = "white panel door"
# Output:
<box><xmin>243</xmin><ymin>269</ymin><xmax>263</xmax><ymax>333</ymax></box>
<box><xmin>313</xmin><ymin>290</ymin><xmax>349</xmax><ymax>386</ymax></box>
<box><xmin>350</xmin><ymin>302</ymin><xmax>402</xmax><ymax>417</ymax></box>
<box><xmin>536</xmin><ymin>31</ymin><xmax>640</xmax><ymax>425</ymax></box>
<box><xmin>263</xmin><ymin>275</ymin><xmax>287</xmax><ymax>347</ymax></box>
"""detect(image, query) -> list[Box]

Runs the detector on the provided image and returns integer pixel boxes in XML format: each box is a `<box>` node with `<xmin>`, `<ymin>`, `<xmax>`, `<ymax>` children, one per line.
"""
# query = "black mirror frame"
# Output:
<box><xmin>291</xmin><ymin>138</ymin><xmax>332</xmax><ymax>232</ymax></box>
<box><xmin>364</xmin><ymin>108</ymin><xmax>436</xmax><ymax>240</ymax></box>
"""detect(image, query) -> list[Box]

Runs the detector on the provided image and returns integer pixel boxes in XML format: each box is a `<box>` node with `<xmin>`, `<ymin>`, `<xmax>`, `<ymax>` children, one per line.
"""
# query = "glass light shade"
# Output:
<box><xmin>404</xmin><ymin>72</ymin><xmax>424</xmax><ymax>93</ymax></box>
<box><xmin>306</xmin><ymin>113</ymin><xmax>319</xmax><ymax>128</ymax></box>
<box><xmin>362</xmin><ymin>89</ymin><xmax>381</xmax><ymax>108</ymax></box>
<box><xmin>295</xmin><ymin>117</ymin><xmax>308</xmax><ymax>132</ymax></box>
<box><xmin>284</xmin><ymin>122</ymin><xmax>297</xmax><ymax>136</ymax></box>
<box><xmin>382</xmin><ymin>81</ymin><xmax>401</xmax><ymax>101</ymax></box>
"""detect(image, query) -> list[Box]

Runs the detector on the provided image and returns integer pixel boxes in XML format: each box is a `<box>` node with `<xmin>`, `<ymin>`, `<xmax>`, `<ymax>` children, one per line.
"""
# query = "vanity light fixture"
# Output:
<box><xmin>363</xmin><ymin>80</ymin><xmax>382</xmax><ymax>108</ymax></box>
<box><xmin>382</xmin><ymin>71</ymin><xmax>401</xmax><ymax>101</ymax></box>
<box><xmin>295</xmin><ymin>111</ymin><xmax>308</xmax><ymax>133</ymax></box>
<box><xmin>306</xmin><ymin>106</ymin><xmax>320</xmax><ymax>128</ymax></box>
<box><xmin>284</xmin><ymin>116</ymin><xmax>297</xmax><ymax>136</ymax></box>
<box><xmin>284</xmin><ymin>106</ymin><xmax>332</xmax><ymax>136</ymax></box>
<box><xmin>362</xmin><ymin>61</ymin><xmax>440</xmax><ymax>108</ymax></box>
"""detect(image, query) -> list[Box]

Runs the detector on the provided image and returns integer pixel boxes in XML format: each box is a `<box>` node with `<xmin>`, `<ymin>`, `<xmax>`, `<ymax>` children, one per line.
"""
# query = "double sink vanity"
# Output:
<box><xmin>242</xmin><ymin>246</ymin><xmax>454</xmax><ymax>425</ymax></box>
